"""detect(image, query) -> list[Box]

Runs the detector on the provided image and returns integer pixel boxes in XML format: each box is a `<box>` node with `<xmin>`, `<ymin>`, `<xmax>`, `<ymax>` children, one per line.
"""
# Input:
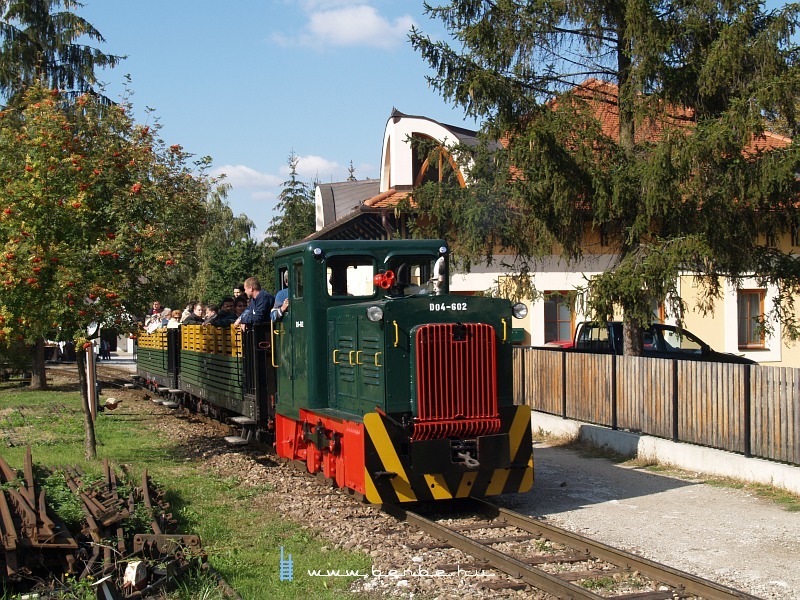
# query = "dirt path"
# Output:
<box><xmin>502</xmin><ymin>441</ymin><xmax>800</xmax><ymax>599</ymax></box>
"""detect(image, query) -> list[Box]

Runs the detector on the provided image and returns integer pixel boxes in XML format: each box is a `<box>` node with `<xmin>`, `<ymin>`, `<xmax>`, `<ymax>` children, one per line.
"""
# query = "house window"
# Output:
<box><xmin>544</xmin><ymin>292</ymin><xmax>573</xmax><ymax>343</ymax></box>
<box><xmin>599</xmin><ymin>224</ymin><xmax>609</xmax><ymax>248</ymax></box>
<box><xmin>411</xmin><ymin>134</ymin><xmax>466</xmax><ymax>188</ymax></box>
<box><xmin>738</xmin><ymin>290</ymin><xmax>765</xmax><ymax>349</ymax></box>
<box><xmin>792</xmin><ymin>219</ymin><xmax>799</xmax><ymax>247</ymax></box>
<box><xmin>649</xmin><ymin>299</ymin><xmax>665</xmax><ymax>323</ymax></box>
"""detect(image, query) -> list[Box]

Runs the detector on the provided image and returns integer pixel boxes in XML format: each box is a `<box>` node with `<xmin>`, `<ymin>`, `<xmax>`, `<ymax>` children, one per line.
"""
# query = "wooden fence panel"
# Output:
<box><xmin>674</xmin><ymin>362</ymin><xmax>745</xmax><ymax>452</ymax></box>
<box><xmin>512</xmin><ymin>347</ymin><xmax>799</xmax><ymax>466</ymax></box>
<box><xmin>616</xmin><ymin>356</ymin><xmax>673</xmax><ymax>438</ymax></box>
<box><xmin>522</xmin><ymin>349</ymin><xmax>563</xmax><ymax>415</ymax></box>
<box><xmin>751</xmin><ymin>367</ymin><xmax>800</xmax><ymax>464</ymax></box>
<box><xmin>565</xmin><ymin>353</ymin><xmax>613</xmax><ymax>425</ymax></box>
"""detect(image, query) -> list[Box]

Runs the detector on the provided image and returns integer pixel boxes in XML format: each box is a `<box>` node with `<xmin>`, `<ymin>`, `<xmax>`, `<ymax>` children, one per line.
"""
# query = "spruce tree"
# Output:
<box><xmin>410</xmin><ymin>0</ymin><xmax>800</xmax><ymax>353</ymax></box>
<box><xmin>0</xmin><ymin>0</ymin><xmax>122</xmax><ymax>103</ymax></box>
<box><xmin>189</xmin><ymin>185</ymin><xmax>266</xmax><ymax>304</ymax></box>
<box><xmin>266</xmin><ymin>151</ymin><xmax>316</xmax><ymax>249</ymax></box>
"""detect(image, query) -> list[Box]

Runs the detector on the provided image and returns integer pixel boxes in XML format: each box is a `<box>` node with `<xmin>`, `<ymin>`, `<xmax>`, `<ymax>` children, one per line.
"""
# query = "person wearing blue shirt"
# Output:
<box><xmin>271</xmin><ymin>271</ymin><xmax>290</xmax><ymax>322</ymax></box>
<box><xmin>235</xmin><ymin>277</ymin><xmax>274</xmax><ymax>331</ymax></box>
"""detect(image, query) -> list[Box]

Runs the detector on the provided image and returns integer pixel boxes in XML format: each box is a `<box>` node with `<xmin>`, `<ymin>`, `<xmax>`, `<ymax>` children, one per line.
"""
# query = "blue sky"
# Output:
<box><xmin>80</xmin><ymin>0</ymin><xmax>790</xmax><ymax>238</ymax></box>
<box><xmin>79</xmin><ymin>1</ymin><xmax>476</xmax><ymax>237</ymax></box>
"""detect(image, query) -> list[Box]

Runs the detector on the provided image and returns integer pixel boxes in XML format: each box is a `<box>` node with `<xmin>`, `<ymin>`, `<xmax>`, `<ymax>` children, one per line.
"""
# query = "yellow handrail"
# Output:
<box><xmin>356</xmin><ymin>350</ymin><xmax>363</xmax><ymax>365</ymax></box>
<box><xmin>271</xmin><ymin>323</ymin><xmax>280</xmax><ymax>367</ymax></box>
<box><xmin>332</xmin><ymin>349</ymin><xmax>340</xmax><ymax>364</ymax></box>
<box><xmin>502</xmin><ymin>318</ymin><xmax>508</xmax><ymax>342</ymax></box>
<box><xmin>393</xmin><ymin>321</ymin><xmax>399</xmax><ymax>347</ymax></box>
<box><xmin>374</xmin><ymin>352</ymin><xmax>382</xmax><ymax>367</ymax></box>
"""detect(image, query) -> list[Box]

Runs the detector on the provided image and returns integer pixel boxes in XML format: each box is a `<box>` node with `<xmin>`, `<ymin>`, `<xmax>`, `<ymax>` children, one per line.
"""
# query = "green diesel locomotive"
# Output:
<box><xmin>137</xmin><ymin>239</ymin><xmax>533</xmax><ymax>503</ymax></box>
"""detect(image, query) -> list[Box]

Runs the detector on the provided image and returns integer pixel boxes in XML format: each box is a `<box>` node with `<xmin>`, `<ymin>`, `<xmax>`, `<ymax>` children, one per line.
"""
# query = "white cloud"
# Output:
<box><xmin>210</xmin><ymin>155</ymin><xmax>378</xmax><ymax>238</ymax></box>
<box><xmin>360</xmin><ymin>162</ymin><xmax>377</xmax><ymax>178</ymax></box>
<box><xmin>251</xmin><ymin>190</ymin><xmax>276</xmax><ymax>202</ymax></box>
<box><xmin>273</xmin><ymin>4</ymin><xmax>416</xmax><ymax>50</ymax></box>
<box><xmin>211</xmin><ymin>164</ymin><xmax>283</xmax><ymax>188</ymax></box>
<box><xmin>297</xmin><ymin>0</ymin><xmax>364</xmax><ymax>10</ymax></box>
<box><xmin>284</xmin><ymin>154</ymin><xmax>343</xmax><ymax>181</ymax></box>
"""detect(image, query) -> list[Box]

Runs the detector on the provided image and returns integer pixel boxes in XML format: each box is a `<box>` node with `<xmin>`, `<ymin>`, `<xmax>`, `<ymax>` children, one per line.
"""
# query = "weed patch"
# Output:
<box><xmin>0</xmin><ymin>376</ymin><xmax>372</xmax><ymax>599</ymax></box>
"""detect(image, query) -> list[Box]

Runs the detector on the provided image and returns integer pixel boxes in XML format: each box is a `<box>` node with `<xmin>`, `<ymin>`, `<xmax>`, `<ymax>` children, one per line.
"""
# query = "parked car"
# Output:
<box><xmin>570</xmin><ymin>321</ymin><xmax>757</xmax><ymax>364</ymax></box>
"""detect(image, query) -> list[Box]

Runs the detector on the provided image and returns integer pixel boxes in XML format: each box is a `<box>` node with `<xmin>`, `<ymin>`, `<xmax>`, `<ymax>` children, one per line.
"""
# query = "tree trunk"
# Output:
<box><xmin>76</xmin><ymin>348</ymin><xmax>97</xmax><ymax>460</ymax></box>
<box><xmin>616</xmin><ymin>20</ymin><xmax>634</xmax><ymax>155</ymax></box>
<box><xmin>28</xmin><ymin>338</ymin><xmax>47</xmax><ymax>389</ymax></box>
<box><xmin>622</xmin><ymin>316</ymin><xmax>644</xmax><ymax>357</ymax></box>
<box><xmin>616</xmin><ymin>24</ymin><xmax>645</xmax><ymax>357</ymax></box>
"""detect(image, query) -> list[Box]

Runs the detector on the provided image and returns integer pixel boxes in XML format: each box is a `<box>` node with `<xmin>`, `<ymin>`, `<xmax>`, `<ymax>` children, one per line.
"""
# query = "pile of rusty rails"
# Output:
<box><xmin>0</xmin><ymin>447</ymin><xmax>231</xmax><ymax>599</ymax></box>
<box><xmin>0</xmin><ymin>447</ymin><xmax>78</xmax><ymax>578</ymax></box>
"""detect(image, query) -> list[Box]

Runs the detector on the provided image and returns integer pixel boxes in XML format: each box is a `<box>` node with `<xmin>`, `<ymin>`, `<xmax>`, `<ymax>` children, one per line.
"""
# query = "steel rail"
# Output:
<box><xmin>468</xmin><ymin>499</ymin><xmax>759</xmax><ymax>600</ymax></box>
<box><xmin>383</xmin><ymin>502</ymin><xmax>608</xmax><ymax>599</ymax></box>
<box><xmin>141</xmin><ymin>468</ymin><xmax>163</xmax><ymax>535</ymax></box>
<box><xmin>384</xmin><ymin>500</ymin><xmax>760</xmax><ymax>600</ymax></box>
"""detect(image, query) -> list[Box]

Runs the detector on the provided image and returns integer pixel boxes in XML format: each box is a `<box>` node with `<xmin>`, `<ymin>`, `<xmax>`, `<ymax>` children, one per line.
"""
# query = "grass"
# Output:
<box><xmin>578</xmin><ymin>572</ymin><xmax>648</xmax><ymax>593</ymax></box>
<box><xmin>578</xmin><ymin>575</ymin><xmax>617</xmax><ymax>590</ymax></box>
<box><xmin>703</xmin><ymin>478</ymin><xmax>800</xmax><ymax>512</ymax></box>
<box><xmin>0</xmin><ymin>375</ymin><xmax>372</xmax><ymax>599</ymax></box>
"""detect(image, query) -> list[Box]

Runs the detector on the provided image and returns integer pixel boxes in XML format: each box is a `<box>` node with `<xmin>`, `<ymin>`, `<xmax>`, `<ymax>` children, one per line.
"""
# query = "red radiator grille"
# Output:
<box><xmin>413</xmin><ymin>323</ymin><xmax>500</xmax><ymax>441</ymax></box>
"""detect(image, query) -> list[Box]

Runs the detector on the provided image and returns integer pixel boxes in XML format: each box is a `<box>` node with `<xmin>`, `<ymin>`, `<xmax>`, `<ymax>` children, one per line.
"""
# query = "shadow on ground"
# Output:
<box><xmin>499</xmin><ymin>442</ymin><xmax>697</xmax><ymax>516</ymax></box>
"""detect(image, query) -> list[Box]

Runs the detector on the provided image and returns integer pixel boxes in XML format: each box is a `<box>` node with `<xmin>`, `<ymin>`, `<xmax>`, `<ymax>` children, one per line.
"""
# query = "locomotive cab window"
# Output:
<box><xmin>326</xmin><ymin>256</ymin><xmax>375</xmax><ymax>298</ymax></box>
<box><xmin>293</xmin><ymin>261</ymin><xmax>303</xmax><ymax>298</ymax></box>
<box><xmin>277</xmin><ymin>267</ymin><xmax>289</xmax><ymax>293</ymax></box>
<box><xmin>385</xmin><ymin>256</ymin><xmax>435</xmax><ymax>296</ymax></box>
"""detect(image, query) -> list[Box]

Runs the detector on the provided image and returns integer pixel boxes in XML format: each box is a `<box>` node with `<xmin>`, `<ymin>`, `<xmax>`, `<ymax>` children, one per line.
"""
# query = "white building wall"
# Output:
<box><xmin>314</xmin><ymin>186</ymin><xmax>325</xmax><ymax>231</ymax></box>
<box><xmin>723</xmin><ymin>278</ymin><xmax>782</xmax><ymax>363</ymax></box>
<box><xmin>380</xmin><ymin>116</ymin><xmax>466</xmax><ymax>192</ymax></box>
<box><xmin>450</xmin><ymin>259</ymin><xmax>785</xmax><ymax>362</ymax></box>
<box><xmin>449</xmin><ymin>254</ymin><xmax>616</xmax><ymax>346</ymax></box>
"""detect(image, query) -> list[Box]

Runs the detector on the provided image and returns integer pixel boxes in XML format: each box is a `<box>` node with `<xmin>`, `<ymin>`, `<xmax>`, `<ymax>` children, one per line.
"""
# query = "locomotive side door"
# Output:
<box><xmin>329</xmin><ymin>310</ymin><xmax>385</xmax><ymax>416</ymax></box>
<box><xmin>330</xmin><ymin>313</ymin><xmax>359</xmax><ymax>412</ymax></box>
<box><xmin>288</xmin><ymin>261</ymin><xmax>308</xmax><ymax>408</ymax></box>
<box><xmin>276</xmin><ymin>261</ymin><xmax>308</xmax><ymax>412</ymax></box>
<box><xmin>356</xmin><ymin>315</ymin><xmax>385</xmax><ymax>409</ymax></box>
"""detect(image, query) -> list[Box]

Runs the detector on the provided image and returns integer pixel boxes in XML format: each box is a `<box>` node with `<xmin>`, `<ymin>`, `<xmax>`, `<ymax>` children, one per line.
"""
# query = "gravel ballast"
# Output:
<box><xmin>95</xmin><ymin>365</ymin><xmax>800</xmax><ymax>599</ymax></box>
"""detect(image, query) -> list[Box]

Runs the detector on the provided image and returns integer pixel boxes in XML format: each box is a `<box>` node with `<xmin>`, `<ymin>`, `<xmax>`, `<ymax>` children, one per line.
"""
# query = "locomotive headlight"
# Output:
<box><xmin>512</xmin><ymin>302</ymin><xmax>528</xmax><ymax>319</ymax></box>
<box><xmin>366</xmin><ymin>305</ymin><xmax>384</xmax><ymax>322</ymax></box>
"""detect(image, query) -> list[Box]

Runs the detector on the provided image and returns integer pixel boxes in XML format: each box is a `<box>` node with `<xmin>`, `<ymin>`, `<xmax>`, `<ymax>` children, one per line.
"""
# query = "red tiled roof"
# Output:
<box><xmin>568</xmin><ymin>78</ymin><xmax>790</xmax><ymax>152</ymax></box>
<box><xmin>356</xmin><ymin>81</ymin><xmax>791</xmax><ymax>215</ymax></box>
<box><xmin>362</xmin><ymin>189</ymin><xmax>416</xmax><ymax>209</ymax></box>
<box><xmin>571</xmin><ymin>78</ymin><xmax>694</xmax><ymax>143</ymax></box>
<box><xmin>746</xmin><ymin>131</ymin><xmax>792</xmax><ymax>155</ymax></box>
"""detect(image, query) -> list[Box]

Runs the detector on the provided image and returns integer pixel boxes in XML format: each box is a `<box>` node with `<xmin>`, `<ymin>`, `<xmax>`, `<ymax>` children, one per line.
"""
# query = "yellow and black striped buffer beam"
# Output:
<box><xmin>363</xmin><ymin>405</ymin><xmax>534</xmax><ymax>504</ymax></box>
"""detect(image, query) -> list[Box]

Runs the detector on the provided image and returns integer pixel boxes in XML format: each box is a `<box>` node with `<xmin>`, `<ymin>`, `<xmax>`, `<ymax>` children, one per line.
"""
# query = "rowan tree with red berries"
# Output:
<box><xmin>0</xmin><ymin>84</ymin><xmax>214</xmax><ymax>457</ymax></box>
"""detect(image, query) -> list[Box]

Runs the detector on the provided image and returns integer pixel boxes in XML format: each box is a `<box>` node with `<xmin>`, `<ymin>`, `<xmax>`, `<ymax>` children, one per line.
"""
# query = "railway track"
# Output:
<box><xmin>125</xmin><ymin>371</ymin><xmax>761</xmax><ymax>599</ymax></box>
<box><xmin>384</xmin><ymin>498</ymin><xmax>759</xmax><ymax>599</ymax></box>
